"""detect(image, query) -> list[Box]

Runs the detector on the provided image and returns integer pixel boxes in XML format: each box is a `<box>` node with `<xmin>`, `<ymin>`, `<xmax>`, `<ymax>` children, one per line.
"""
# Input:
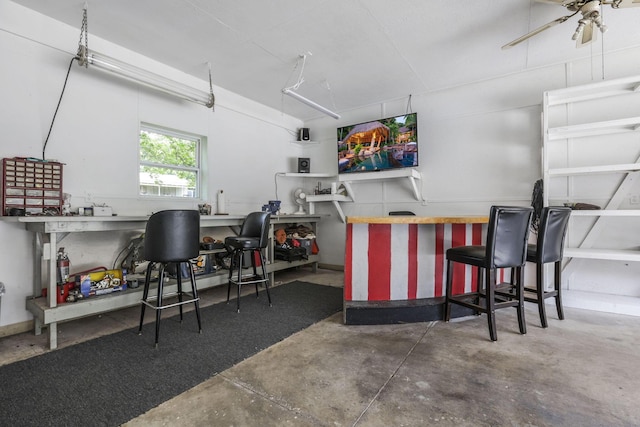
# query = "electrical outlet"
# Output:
<box><xmin>630</xmin><ymin>195</ymin><xmax>639</xmax><ymax>205</ymax></box>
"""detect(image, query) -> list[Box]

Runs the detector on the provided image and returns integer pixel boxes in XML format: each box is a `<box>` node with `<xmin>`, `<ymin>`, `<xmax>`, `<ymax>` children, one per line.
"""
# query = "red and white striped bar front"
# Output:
<box><xmin>344</xmin><ymin>215</ymin><xmax>490</xmax><ymax>324</ymax></box>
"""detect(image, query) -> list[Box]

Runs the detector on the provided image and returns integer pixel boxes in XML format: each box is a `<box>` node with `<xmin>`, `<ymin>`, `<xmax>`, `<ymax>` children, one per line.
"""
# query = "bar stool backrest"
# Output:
<box><xmin>239</xmin><ymin>211</ymin><xmax>271</xmax><ymax>249</ymax></box>
<box><xmin>536</xmin><ymin>206</ymin><xmax>572</xmax><ymax>264</ymax></box>
<box><xmin>144</xmin><ymin>210</ymin><xmax>200</xmax><ymax>262</ymax></box>
<box><xmin>485</xmin><ymin>206</ymin><xmax>533</xmax><ymax>269</ymax></box>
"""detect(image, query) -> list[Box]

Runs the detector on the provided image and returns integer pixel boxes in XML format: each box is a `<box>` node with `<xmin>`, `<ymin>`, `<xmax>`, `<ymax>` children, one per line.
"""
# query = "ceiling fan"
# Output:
<box><xmin>502</xmin><ymin>0</ymin><xmax>640</xmax><ymax>49</ymax></box>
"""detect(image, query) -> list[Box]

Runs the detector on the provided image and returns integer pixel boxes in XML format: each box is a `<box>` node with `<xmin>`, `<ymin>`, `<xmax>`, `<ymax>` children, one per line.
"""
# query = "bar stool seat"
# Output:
<box><xmin>138</xmin><ymin>209</ymin><xmax>202</xmax><ymax>348</ymax></box>
<box><xmin>225</xmin><ymin>211</ymin><xmax>272</xmax><ymax>313</ymax></box>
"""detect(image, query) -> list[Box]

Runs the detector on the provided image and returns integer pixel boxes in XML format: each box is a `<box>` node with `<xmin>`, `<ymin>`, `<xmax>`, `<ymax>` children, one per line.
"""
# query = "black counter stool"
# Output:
<box><xmin>499</xmin><ymin>206</ymin><xmax>571</xmax><ymax>328</ymax></box>
<box><xmin>138</xmin><ymin>209</ymin><xmax>202</xmax><ymax>348</ymax></box>
<box><xmin>225</xmin><ymin>211</ymin><xmax>272</xmax><ymax>313</ymax></box>
<box><xmin>444</xmin><ymin>206</ymin><xmax>533</xmax><ymax>341</ymax></box>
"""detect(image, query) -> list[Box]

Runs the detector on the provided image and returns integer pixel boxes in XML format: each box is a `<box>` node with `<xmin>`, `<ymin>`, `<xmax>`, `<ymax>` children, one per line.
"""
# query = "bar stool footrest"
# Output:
<box><xmin>141</xmin><ymin>293</ymin><xmax>200</xmax><ymax>311</ymax></box>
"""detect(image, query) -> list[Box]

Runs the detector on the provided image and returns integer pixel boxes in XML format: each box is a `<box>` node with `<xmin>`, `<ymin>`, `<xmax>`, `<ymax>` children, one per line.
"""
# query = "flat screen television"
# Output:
<box><xmin>337</xmin><ymin>112</ymin><xmax>418</xmax><ymax>174</ymax></box>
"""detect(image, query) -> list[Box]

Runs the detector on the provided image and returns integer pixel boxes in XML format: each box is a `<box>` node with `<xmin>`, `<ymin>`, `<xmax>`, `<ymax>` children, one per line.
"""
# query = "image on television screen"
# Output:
<box><xmin>337</xmin><ymin>112</ymin><xmax>418</xmax><ymax>174</ymax></box>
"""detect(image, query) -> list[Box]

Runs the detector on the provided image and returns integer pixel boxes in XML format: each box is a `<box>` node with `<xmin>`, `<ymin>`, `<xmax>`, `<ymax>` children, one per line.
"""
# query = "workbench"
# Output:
<box><xmin>5</xmin><ymin>213</ymin><xmax>321</xmax><ymax>349</ymax></box>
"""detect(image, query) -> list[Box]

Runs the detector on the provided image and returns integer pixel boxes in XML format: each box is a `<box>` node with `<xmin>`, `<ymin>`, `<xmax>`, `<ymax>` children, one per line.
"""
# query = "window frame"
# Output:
<box><xmin>138</xmin><ymin>123</ymin><xmax>206</xmax><ymax>200</ymax></box>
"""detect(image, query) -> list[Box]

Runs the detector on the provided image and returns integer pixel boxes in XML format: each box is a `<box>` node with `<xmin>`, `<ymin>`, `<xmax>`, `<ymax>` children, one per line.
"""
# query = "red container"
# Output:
<box><xmin>57</xmin><ymin>282</ymin><xmax>75</xmax><ymax>304</ymax></box>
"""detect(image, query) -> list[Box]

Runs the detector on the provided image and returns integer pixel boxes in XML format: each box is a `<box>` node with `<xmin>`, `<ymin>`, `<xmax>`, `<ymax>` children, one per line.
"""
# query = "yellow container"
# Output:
<box><xmin>87</xmin><ymin>269</ymin><xmax>123</xmax><ymax>282</ymax></box>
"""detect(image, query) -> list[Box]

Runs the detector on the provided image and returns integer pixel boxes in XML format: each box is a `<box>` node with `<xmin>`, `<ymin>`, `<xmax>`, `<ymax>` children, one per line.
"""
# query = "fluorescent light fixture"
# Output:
<box><xmin>77</xmin><ymin>48</ymin><xmax>215</xmax><ymax>109</ymax></box>
<box><xmin>282</xmin><ymin>88</ymin><xmax>340</xmax><ymax>120</ymax></box>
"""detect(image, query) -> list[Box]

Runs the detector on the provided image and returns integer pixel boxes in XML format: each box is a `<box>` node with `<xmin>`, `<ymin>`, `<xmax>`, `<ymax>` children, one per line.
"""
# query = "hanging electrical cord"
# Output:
<box><xmin>405</xmin><ymin>94</ymin><xmax>413</xmax><ymax>114</ymax></box>
<box><xmin>42</xmin><ymin>56</ymin><xmax>76</xmax><ymax>160</ymax></box>
<box><xmin>42</xmin><ymin>5</ymin><xmax>88</xmax><ymax>160</ymax></box>
<box><xmin>208</xmin><ymin>62</ymin><xmax>216</xmax><ymax>111</ymax></box>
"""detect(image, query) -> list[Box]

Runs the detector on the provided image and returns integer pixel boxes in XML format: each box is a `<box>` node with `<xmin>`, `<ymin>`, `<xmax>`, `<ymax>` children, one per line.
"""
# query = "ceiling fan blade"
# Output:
<box><xmin>610</xmin><ymin>0</ymin><xmax>640</xmax><ymax>8</ymax></box>
<box><xmin>576</xmin><ymin>20</ymin><xmax>596</xmax><ymax>46</ymax></box>
<box><xmin>502</xmin><ymin>15</ymin><xmax>573</xmax><ymax>49</ymax></box>
<box><xmin>537</xmin><ymin>0</ymin><xmax>577</xmax><ymax>5</ymax></box>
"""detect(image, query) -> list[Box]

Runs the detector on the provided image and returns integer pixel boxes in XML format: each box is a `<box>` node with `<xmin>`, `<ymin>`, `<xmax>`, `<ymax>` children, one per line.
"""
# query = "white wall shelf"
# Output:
<box><xmin>546</xmin><ymin>75</ymin><xmax>640</xmax><ymax>106</ymax></box>
<box><xmin>339</xmin><ymin>168</ymin><xmax>422</xmax><ymax>203</ymax></box>
<box><xmin>278</xmin><ymin>168</ymin><xmax>422</xmax><ymax>222</ymax></box>
<box><xmin>277</xmin><ymin>172</ymin><xmax>335</xmax><ymax>178</ymax></box>
<box><xmin>569</xmin><ymin>209</ymin><xmax>640</xmax><ymax>217</ymax></box>
<box><xmin>548</xmin><ymin>164</ymin><xmax>640</xmax><ymax>176</ymax></box>
<box><xmin>290</xmin><ymin>140</ymin><xmax>320</xmax><ymax>146</ymax></box>
<box><xmin>305</xmin><ymin>194</ymin><xmax>353</xmax><ymax>223</ymax></box>
<box><xmin>547</xmin><ymin>116</ymin><xmax>640</xmax><ymax>140</ymax></box>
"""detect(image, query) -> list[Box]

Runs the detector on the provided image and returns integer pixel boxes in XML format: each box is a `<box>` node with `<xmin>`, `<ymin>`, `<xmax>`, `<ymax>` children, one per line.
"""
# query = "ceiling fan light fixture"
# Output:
<box><xmin>503</xmin><ymin>0</ymin><xmax>640</xmax><ymax>49</ymax></box>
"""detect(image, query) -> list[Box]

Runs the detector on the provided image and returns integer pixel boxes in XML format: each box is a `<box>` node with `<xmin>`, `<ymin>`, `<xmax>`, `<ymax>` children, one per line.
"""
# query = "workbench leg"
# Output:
<box><xmin>48</xmin><ymin>322</ymin><xmax>57</xmax><ymax>350</ymax></box>
<box><xmin>34</xmin><ymin>318</ymin><xmax>42</xmax><ymax>335</ymax></box>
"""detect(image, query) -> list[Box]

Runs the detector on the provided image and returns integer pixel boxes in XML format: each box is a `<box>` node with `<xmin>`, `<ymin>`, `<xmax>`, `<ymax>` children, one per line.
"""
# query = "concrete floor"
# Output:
<box><xmin>2</xmin><ymin>267</ymin><xmax>640</xmax><ymax>426</ymax></box>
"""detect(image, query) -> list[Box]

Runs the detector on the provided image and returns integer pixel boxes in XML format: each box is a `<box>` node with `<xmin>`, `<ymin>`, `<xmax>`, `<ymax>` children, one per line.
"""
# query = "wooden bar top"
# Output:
<box><xmin>346</xmin><ymin>216</ymin><xmax>489</xmax><ymax>224</ymax></box>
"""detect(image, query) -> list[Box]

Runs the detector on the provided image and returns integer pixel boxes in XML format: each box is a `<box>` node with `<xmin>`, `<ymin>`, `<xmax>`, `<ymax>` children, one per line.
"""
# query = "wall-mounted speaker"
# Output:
<box><xmin>298</xmin><ymin>128</ymin><xmax>310</xmax><ymax>141</ymax></box>
<box><xmin>297</xmin><ymin>157</ymin><xmax>310</xmax><ymax>173</ymax></box>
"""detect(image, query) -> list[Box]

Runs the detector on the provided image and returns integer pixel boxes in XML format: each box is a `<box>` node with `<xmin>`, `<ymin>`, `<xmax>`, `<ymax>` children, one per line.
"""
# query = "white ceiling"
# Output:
<box><xmin>10</xmin><ymin>0</ymin><xmax>640</xmax><ymax>120</ymax></box>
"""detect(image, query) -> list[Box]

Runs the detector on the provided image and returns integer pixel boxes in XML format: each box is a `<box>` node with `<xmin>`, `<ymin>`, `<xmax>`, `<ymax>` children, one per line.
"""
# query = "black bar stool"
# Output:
<box><xmin>225</xmin><ymin>211</ymin><xmax>272</xmax><ymax>313</ymax></box>
<box><xmin>444</xmin><ymin>206</ymin><xmax>533</xmax><ymax>341</ymax></box>
<box><xmin>499</xmin><ymin>206</ymin><xmax>572</xmax><ymax>327</ymax></box>
<box><xmin>138</xmin><ymin>210</ymin><xmax>202</xmax><ymax>348</ymax></box>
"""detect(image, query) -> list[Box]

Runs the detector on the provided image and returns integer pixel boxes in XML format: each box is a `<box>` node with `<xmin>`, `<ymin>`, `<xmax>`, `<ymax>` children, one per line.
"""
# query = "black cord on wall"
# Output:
<box><xmin>42</xmin><ymin>56</ymin><xmax>77</xmax><ymax>160</ymax></box>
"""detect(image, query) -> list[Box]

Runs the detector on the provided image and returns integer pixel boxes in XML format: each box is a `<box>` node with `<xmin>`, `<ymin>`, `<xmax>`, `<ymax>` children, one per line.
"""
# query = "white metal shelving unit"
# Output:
<box><xmin>542</xmin><ymin>75</ymin><xmax>640</xmax><ymax>314</ymax></box>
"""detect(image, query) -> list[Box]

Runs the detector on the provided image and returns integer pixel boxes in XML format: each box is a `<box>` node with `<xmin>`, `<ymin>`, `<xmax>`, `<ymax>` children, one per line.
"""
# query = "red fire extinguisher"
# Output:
<box><xmin>56</xmin><ymin>247</ymin><xmax>70</xmax><ymax>285</ymax></box>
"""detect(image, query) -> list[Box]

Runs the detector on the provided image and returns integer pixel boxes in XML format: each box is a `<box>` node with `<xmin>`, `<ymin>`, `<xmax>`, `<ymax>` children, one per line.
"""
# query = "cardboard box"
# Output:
<box><xmin>76</xmin><ymin>269</ymin><xmax>126</xmax><ymax>297</ymax></box>
<box><xmin>297</xmin><ymin>238</ymin><xmax>316</xmax><ymax>255</ymax></box>
<box><xmin>93</xmin><ymin>206</ymin><xmax>113</xmax><ymax>216</ymax></box>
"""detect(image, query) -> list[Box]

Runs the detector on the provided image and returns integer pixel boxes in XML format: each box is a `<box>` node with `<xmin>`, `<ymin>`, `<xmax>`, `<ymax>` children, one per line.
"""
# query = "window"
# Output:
<box><xmin>139</xmin><ymin>124</ymin><xmax>203</xmax><ymax>198</ymax></box>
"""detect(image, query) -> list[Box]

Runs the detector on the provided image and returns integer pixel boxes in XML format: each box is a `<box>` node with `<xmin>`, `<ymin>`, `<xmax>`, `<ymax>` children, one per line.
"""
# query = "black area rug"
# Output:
<box><xmin>0</xmin><ymin>281</ymin><xmax>342</xmax><ymax>427</ymax></box>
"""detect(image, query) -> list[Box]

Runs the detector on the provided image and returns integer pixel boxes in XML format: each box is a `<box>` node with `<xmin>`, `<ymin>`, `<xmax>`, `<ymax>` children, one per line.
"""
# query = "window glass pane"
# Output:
<box><xmin>139</xmin><ymin>167</ymin><xmax>196</xmax><ymax>198</ymax></box>
<box><xmin>139</xmin><ymin>126</ymin><xmax>201</xmax><ymax>198</ymax></box>
<box><xmin>140</xmin><ymin>130</ymin><xmax>197</xmax><ymax>167</ymax></box>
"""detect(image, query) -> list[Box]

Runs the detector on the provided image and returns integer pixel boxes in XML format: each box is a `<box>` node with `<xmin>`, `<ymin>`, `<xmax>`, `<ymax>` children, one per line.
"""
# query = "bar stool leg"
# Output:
<box><xmin>486</xmin><ymin>268</ymin><xmax>497</xmax><ymax>342</ymax></box>
<box><xmin>155</xmin><ymin>265</ymin><xmax>166</xmax><ymax>348</ymax></box>
<box><xmin>176</xmin><ymin>263</ymin><xmax>184</xmax><ymax>323</ymax></box>
<box><xmin>236</xmin><ymin>251</ymin><xmax>243</xmax><ymax>313</ymax></box>
<box><xmin>515</xmin><ymin>266</ymin><xmax>526</xmax><ymax>334</ymax></box>
<box><xmin>444</xmin><ymin>259</ymin><xmax>453</xmax><ymax>321</ymax></box>
<box><xmin>252</xmin><ymin>253</ymin><xmax>260</xmax><ymax>297</ymax></box>
<box><xmin>260</xmin><ymin>249</ymin><xmax>272</xmax><ymax>307</ymax></box>
<box><xmin>474</xmin><ymin>267</ymin><xmax>483</xmax><ymax>316</ymax></box>
<box><xmin>554</xmin><ymin>261</ymin><xmax>564</xmax><ymax>320</ymax></box>
<box><xmin>226</xmin><ymin>258</ymin><xmax>233</xmax><ymax>304</ymax></box>
<box><xmin>536</xmin><ymin>262</ymin><xmax>548</xmax><ymax>328</ymax></box>
<box><xmin>138</xmin><ymin>262</ymin><xmax>154</xmax><ymax>334</ymax></box>
<box><xmin>188</xmin><ymin>264</ymin><xmax>202</xmax><ymax>333</ymax></box>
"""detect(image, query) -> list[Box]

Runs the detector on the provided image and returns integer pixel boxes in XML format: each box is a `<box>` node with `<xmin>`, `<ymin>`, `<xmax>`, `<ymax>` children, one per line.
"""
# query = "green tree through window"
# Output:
<box><xmin>139</xmin><ymin>125</ymin><xmax>202</xmax><ymax>198</ymax></box>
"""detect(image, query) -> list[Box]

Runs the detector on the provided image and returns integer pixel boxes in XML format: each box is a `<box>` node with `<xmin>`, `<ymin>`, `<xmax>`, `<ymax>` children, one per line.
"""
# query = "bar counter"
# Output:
<box><xmin>344</xmin><ymin>215</ymin><xmax>490</xmax><ymax>324</ymax></box>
